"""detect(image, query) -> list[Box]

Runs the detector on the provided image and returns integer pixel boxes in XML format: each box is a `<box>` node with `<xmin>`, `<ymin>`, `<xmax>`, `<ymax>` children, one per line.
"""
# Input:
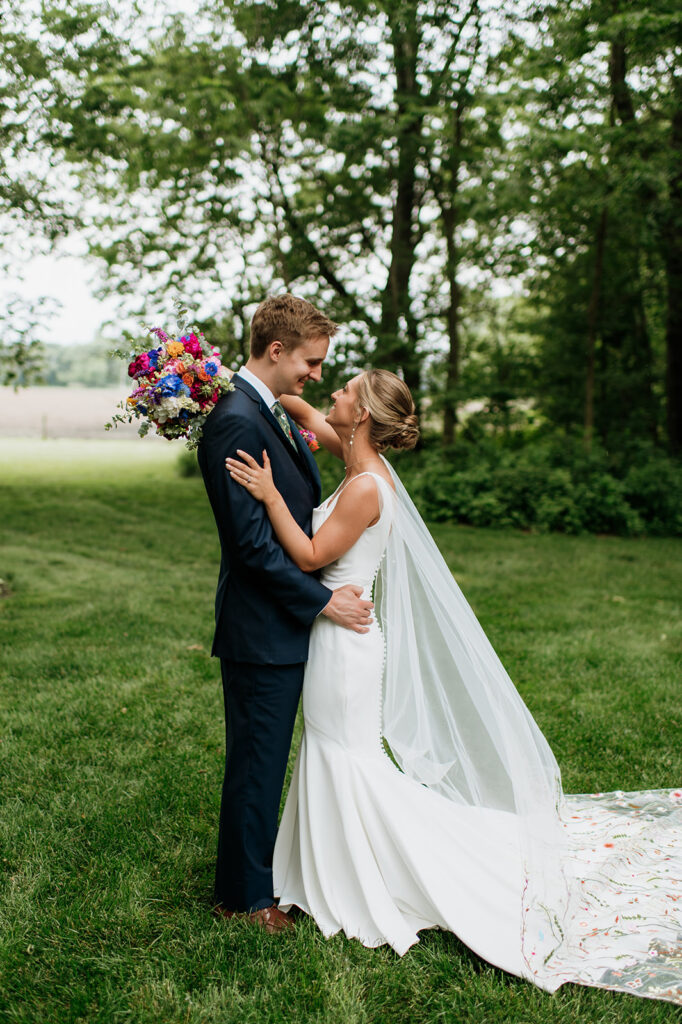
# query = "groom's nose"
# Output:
<box><xmin>307</xmin><ymin>364</ymin><xmax>322</xmax><ymax>382</ymax></box>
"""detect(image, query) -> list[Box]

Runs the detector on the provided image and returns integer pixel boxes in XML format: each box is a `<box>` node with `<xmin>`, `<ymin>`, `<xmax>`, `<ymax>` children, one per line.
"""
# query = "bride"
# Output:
<box><xmin>225</xmin><ymin>368</ymin><xmax>682</xmax><ymax>1005</ymax></box>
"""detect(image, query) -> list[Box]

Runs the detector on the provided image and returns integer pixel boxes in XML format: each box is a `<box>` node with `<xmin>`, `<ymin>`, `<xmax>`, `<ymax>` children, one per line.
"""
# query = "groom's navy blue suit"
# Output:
<box><xmin>198</xmin><ymin>374</ymin><xmax>331</xmax><ymax>911</ymax></box>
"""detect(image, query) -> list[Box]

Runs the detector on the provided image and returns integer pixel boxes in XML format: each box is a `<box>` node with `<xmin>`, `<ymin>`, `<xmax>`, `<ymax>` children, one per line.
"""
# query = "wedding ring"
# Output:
<box><xmin>247</xmin><ymin>475</ymin><xmax>251</xmax><ymax>482</ymax></box>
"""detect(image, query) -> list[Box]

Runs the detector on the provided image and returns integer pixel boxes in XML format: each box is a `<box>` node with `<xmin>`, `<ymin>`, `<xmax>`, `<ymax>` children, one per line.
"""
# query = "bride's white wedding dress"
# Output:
<box><xmin>274</xmin><ymin>471</ymin><xmax>682</xmax><ymax>1004</ymax></box>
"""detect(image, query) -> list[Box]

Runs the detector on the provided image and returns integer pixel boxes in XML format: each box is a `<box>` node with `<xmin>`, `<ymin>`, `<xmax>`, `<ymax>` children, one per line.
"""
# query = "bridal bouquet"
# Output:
<box><xmin>107</xmin><ymin>316</ymin><xmax>234</xmax><ymax>449</ymax></box>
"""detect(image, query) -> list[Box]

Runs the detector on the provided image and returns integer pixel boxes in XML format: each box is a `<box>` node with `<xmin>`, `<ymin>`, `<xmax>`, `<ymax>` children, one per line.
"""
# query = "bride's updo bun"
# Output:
<box><xmin>356</xmin><ymin>369</ymin><xmax>419</xmax><ymax>452</ymax></box>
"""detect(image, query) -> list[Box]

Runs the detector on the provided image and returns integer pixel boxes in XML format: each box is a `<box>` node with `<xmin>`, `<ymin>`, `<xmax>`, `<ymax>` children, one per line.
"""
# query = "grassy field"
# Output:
<box><xmin>1</xmin><ymin>439</ymin><xmax>680</xmax><ymax>1024</ymax></box>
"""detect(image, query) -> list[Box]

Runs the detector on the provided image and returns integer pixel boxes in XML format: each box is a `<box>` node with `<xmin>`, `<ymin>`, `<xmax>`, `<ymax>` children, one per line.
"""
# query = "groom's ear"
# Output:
<box><xmin>268</xmin><ymin>340</ymin><xmax>283</xmax><ymax>362</ymax></box>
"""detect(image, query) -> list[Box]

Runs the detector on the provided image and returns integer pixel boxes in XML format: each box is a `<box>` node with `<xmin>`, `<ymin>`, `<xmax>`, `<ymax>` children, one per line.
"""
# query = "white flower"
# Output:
<box><xmin>156</xmin><ymin>395</ymin><xmax>200</xmax><ymax>422</ymax></box>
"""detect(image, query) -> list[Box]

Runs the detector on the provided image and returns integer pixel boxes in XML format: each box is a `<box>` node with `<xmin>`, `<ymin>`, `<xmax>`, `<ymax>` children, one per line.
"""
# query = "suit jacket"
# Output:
<box><xmin>198</xmin><ymin>374</ymin><xmax>332</xmax><ymax>664</ymax></box>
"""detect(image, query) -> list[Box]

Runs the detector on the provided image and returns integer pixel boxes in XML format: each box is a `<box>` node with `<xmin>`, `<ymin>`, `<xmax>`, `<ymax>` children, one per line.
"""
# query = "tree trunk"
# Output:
<box><xmin>377</xmin><ymin>2</ymin><xmax>422</xmax><ymax>396</ymax></box>
<box><xmin>607</xmin><ymin>34</ymin><xmax>657</xmax><ymax>441</ymax></box>
<box><xmin>584</xmin><ymin>207</ymin><xmax>608</xmax><ymax>448</ymax></box>
<box><xmin>608</xmin><ymin>35</ymin><xmax>636</xmax><ymax>125</ymax></box>
<box><xmin>441</xmin><ymin>104</ymin><xmax>463</xmax><ymax>446</ymax></box>
<box><xmin>665</xmin><ymin>95</ymin><xmax>682</xmax><ymax>454</ymax></box>
<box><xmin>442</xmin><ymin>258</ymin><xmax>461</xmax><ymax>445</ymax></box>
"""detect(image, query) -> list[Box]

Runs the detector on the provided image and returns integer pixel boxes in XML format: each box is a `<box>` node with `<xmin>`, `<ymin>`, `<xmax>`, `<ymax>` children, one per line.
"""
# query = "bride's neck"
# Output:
<box><xmin>342</xmin><ymin>439</ymin><xmax>381</xmax><ymax>475</ymax></box>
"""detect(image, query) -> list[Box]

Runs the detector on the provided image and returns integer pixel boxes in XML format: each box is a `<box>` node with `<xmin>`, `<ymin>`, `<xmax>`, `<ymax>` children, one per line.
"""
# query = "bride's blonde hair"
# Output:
<box><xmin>355</xmin><ymin>369</ymin><xmax>419</xmax><ymax>452</ymax></box>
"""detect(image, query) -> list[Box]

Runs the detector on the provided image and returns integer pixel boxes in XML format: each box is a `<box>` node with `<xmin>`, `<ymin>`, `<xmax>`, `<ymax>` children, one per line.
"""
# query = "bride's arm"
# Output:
<box><xmin>278</xmin><ymin>395</ymin><xmax>344</xmax><ymax>459</ymax></box>
<box><xmin>225</xmin><ymin>449</ymin><xmax>378</xmax><ymax>572</ymax></box>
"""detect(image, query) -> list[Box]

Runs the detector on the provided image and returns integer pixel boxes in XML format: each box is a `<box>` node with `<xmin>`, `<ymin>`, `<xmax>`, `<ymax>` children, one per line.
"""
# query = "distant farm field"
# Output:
<box><xmin>0</xmin><ymin>386</ymin><xmax>147</xmax><ymax>440</ymax></box>
<box><xmin>0</xmin><ymin>440</ymin><xmax>680</xmax><ymax>1024</ymax></box>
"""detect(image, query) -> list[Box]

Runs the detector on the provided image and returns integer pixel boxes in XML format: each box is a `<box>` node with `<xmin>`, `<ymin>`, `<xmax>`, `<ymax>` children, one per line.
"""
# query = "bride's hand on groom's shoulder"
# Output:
<box><xmin>226</xmin><ymin>449</ymin><xmax>277</xmax><ymax>504</ymax></box>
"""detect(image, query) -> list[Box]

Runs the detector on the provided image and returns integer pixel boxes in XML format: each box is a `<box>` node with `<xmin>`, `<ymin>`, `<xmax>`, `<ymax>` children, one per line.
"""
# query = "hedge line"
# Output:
<box><xmin>178</xmin><ymin>436</ymin><xmax>682</xmax><ymax>537</ymax></box>
<box><xmin>391</xmin><ymin>437</ymin><xmax>682</xmax><ymax>536</ymax></box>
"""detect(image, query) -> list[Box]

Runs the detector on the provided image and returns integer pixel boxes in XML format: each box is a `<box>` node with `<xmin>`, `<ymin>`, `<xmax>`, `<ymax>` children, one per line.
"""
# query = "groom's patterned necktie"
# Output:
<box><xmin>271</xmin><ymin>400</ymin><xmax>298</xmax><ymax>450</ymax></box>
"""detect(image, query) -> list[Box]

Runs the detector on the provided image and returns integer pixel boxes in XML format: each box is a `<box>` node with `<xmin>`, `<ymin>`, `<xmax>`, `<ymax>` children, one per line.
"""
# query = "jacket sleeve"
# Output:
<box><xmin>204</xmin><ymin>410</ymin><xmax>332</xmax><ymax>626</ymax></box>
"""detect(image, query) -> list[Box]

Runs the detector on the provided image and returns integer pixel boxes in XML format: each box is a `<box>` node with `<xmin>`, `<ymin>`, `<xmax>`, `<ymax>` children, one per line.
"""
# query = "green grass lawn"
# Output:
<box><xmin>1</xmin><ymin>439</ymin><xmax>680</xmax><ymax>1024</ymax></box>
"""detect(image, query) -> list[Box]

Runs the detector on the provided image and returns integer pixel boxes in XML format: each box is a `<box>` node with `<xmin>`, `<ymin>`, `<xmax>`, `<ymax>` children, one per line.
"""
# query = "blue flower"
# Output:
<box><xmin>148</xmin><ymin>348</ymin><xmax>161</xmax><ymax>368</ymax></box>
<box><xmin>155</xmin><ymin>373</ymin><xmax>184</xmax><ymax>396</ymax></box>
<box><xmin>204</xmin><ymin>361</ymin><xmax>218</xmax><ymax>377</ymax></box>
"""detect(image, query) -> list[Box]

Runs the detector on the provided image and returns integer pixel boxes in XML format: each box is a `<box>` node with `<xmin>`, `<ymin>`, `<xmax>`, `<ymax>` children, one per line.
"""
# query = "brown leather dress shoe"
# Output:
<box><xmin>212</xmin><ymin>903</ymin><xmax>295</xmax><ymax>934</ymax></box>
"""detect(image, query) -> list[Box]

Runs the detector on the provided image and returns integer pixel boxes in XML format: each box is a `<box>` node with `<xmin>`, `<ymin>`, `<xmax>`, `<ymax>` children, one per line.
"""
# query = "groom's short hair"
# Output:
<box><xmin>250</xmin><ymin>294</ymin><xmax>338</xmax><ymax>358</ymax></box>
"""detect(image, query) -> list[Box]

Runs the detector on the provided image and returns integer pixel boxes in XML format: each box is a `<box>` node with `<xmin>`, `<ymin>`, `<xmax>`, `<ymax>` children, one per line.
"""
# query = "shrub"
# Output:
<box><xmin>176</xmin><ymin>448</ymin><xmax>201</xmax><ymax>477</ymax></box>
<box><xmin>573</xmin><ymin>475</ymin><xmax>643</xmax><ymax>536</ymax></box>
<box><xmin>391</xmin><ymin>435</ymin><xmax>681</xmax><ymax>537</ymax></box>
<box><xmin>532</xmin><ymin>470</ymin><xmax>583</xmax><ymax>534</ymax></box>
<box><xmin>176</xmin><ymin>426</ymin><xmax>682</xmax><ymax>537</ymax></box>
<box><xmin>623</xmin><ymin>456</ymin><xmax>682</xmax><ymax>536</ymax></box>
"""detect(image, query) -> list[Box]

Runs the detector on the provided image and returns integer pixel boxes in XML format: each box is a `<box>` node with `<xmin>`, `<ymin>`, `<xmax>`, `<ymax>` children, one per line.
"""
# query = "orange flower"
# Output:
<box><xmin>166</xmin><ymin>340</ymin><xmax>185</xmax><ymax>358</ymax></box>
<box><xmin>182</xmin><ymin>373</ymin><xmax>194</xmax><ymax>387</ymax></box>
<box><xmin>197</xmin><ymin>368</ymin><xmax>210</xmax><ymax>382</ymax></box>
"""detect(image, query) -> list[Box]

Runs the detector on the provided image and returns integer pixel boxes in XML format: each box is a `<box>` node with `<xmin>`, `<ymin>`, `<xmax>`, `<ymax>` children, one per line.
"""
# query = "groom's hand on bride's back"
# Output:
<box><xmin>322</xmin><ymin>585</ymin><xmax>373</xmax><ymax>633</ymax></box>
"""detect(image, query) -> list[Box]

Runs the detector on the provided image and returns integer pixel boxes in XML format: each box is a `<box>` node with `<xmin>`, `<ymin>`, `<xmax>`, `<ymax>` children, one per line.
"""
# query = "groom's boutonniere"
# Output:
<box><xmin>298</xmin><ymin>427</ymin><xmax>320</xmax><ymax>452</ymax></box>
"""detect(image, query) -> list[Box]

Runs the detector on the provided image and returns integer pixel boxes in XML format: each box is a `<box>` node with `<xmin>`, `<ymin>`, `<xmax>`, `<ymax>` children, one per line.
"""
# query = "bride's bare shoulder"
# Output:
<box><xmin>367</xmin><ymin>466</ymin><xmax>397</xmax><ymax>494</ymax></box>
<box><xmin>331</xmin><ymin>471</ymin><xmax>395</xmax><ymax>529</ymax></box>
<box><xmin>342</xmin><ymin>468</ymin><xmax>396</xmax><ymax>496</ymax></box>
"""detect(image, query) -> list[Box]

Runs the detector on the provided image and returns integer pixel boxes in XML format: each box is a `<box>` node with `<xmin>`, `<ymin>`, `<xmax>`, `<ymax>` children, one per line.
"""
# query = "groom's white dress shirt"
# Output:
<box><xmin>238</xmin><ymin>365</ymin><xmax>279</xmax><ymax>413</ymax></box>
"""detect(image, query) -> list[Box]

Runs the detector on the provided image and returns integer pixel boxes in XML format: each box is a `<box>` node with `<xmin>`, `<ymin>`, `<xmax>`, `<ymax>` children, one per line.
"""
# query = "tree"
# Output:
<box><xmin>504</xmin><ymin>0</ymin><xmax>681</xmax><ymax>452</ymax></box>
<box><xmin>5</xmin><ymin>0</ymin><xmax>513</xmax><ymax>406</ymax></box>
<box><xmin>0</xmin><ymin>297</ymin><xmax>52</xmax><ymax>388</ymax></box>
<box><xmin>9</xmin><ymin>0</ymin><xmax>676</xmax><ymax>449</ymax></box>
<box><xmin>0</xmin><ymin>8</ymin><xmax>77</xmax><ymax>385</ymax></box>
<box><xmin>665</xmin><ymin>78</ymin><xmax>682</xmax><ymax>453</ymax></box>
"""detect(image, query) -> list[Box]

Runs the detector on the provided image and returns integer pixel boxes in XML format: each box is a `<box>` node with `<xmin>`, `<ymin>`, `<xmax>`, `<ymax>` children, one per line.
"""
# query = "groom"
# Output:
<box><xmin>198</xmin><ymin>294</ymin><xmax>372</xmax><ymax>933</ymax></box>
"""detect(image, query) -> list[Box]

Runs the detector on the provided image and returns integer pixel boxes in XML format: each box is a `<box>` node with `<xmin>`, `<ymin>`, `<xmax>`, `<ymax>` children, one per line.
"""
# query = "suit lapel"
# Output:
<box><xmin>232</xmin><ymin>376</ymin><xmax>320</xmax><ymax>500</ymax></box>
<box><xmin>288</xmin><ymin>412</ymin><xmax>322</xmax><ymax>504</ymax></box>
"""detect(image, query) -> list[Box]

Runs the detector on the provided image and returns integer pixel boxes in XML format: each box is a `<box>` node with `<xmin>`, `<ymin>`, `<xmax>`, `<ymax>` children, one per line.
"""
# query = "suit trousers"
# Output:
<box><xmin>214</xmin><ymin>658</ymin><xmax>304</xmax><ymax>912</ymax></box>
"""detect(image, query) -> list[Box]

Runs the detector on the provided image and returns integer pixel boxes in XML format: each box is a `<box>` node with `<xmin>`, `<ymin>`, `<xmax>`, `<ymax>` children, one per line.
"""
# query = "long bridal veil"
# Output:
<box><xmin>375</xmin><ymin>456</ymin><xmax>682</xmax><ymax>1003</ymax></box>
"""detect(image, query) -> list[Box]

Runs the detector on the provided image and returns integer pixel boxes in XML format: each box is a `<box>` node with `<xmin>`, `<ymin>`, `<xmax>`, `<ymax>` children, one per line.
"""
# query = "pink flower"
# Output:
<box><xmin>298</xmin><ymin>427</ymin><xmax>320</xmax><ymax>452</ymax></box>
<box><xmin>184</xmin><ymin>334</ymin><xmax>203</xmax><ymax>358</ymax></box>
<box><xmin>164</xmin><ymin>359</ymin><xmax>186</xmax><ymax>375</ymax></box>
<box><xmin>128</xmin><ymin>352</ymin><xmax>151</xmax><ymax>378</ymax></box>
